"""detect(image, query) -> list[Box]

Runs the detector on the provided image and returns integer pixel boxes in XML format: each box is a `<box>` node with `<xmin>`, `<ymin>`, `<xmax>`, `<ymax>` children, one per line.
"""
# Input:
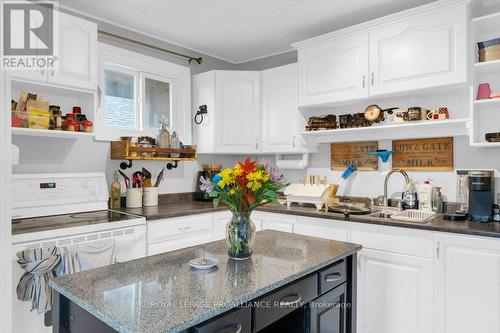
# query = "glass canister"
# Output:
<box><xmin>456</xmin><ymin>170</ymin><xmax>469</xmax><ymax>213</ymax></box>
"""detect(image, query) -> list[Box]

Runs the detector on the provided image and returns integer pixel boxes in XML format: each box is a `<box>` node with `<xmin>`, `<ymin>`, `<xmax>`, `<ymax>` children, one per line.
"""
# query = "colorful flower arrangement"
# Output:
<box><xmin>199</xmin><ymin>158</ymin><xmax>287</xmax><ymax>214</ymax></box>
<box><xmin>199</xmin><ymin>158</ymin><xmax>287</xmax><ymax>259</ymax></box>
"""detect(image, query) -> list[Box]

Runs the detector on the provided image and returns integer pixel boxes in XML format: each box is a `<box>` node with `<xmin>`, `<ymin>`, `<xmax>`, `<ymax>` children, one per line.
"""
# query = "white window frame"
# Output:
<box><xmin>140</xmin><ymin>72</ymin><xmax>175</xmax><ymax>134</ymax></box>
<box><xmin>102</xmin><ymin>63</ymin><xmax>140</xmax><ymax>131</ymax></box>
<box><xmin>96</xmin><ymin>43</ymin><xmax>191</xmax><ymax>143</ymax></box>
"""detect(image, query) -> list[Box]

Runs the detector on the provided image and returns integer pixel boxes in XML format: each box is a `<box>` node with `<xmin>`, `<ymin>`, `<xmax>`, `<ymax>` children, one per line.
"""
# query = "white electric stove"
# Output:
<box><xmin>11</xmin><ymin>173</ymin><xmax>147</xmax><ymax>333</ymax></box>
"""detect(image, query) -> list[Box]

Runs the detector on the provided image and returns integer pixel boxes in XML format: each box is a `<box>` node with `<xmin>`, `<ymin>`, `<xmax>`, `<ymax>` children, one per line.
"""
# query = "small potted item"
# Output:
<box><xmin>82</xmin><ymin>120</ymin><xmax>93</xmax><ymax>132</ymax></box>
<box><xmin>353</xmin><ymin>113</ymin><xmax>369</xmax><ymax>127</ymax></box>
<box><xmin>427</xmin><ymin>107</ymin><xmax>449</xmax><ymax>120</ymax></box>
<box><xmin>66</xmin><ymin>118</ymin><xmax>79</xmax><ymax>131</ymax></box>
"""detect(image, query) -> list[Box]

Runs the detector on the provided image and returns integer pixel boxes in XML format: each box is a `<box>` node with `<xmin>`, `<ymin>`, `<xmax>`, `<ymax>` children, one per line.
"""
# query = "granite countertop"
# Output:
<box><xmin>50</xmin><ymin>230</ymin><xmax>361</xmax><ymax>333</ymax></box>
<box><xmin>116</xmin><ymin>200</ymin><xmax>227</xmax><ymax>220</ymax></box>
<box><xmin>118</xmin><ymin>199</ymin><xmax>500</xmax><ymax>239</ymax></box>
<box><xmin>258</xmin><ymin>204</ymin><xmax>500</xmax><ymax>238</ymax></box>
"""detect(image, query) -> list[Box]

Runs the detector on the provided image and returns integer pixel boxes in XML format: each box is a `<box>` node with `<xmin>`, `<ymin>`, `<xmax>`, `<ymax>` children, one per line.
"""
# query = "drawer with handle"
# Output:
<box><xmin>318</xmin><ymin>259</ymin><xmax>346</xmax><ymax>294</ymax></box>
<box><xmin>254</xmin><ymin>274</ymin><xmax>317</xmax><ymax>332</ymax></box>
<box><xmin>193</xmin><ymin>306</ymin><xmax>251</xmax><ymax>333</ymax></box>
<box><xmin>147</xmin><ymin>214</ymin><xmax>213</xmax><ymax>244</ymax></box>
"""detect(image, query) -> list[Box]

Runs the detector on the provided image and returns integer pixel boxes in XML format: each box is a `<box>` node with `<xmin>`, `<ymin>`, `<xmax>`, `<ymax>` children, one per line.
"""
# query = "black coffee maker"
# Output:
<box><xmin>195</xmin><ymin>165</ymin><xmax>221</xmax><ymax>201</ymax></box>
<box><xmin>468</xmin><ymin>170</ymin><xmax>495</xmax><ymax>222</ymax></box>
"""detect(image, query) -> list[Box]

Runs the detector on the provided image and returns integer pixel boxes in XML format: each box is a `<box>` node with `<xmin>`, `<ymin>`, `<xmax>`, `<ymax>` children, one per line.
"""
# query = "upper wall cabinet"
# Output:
<box><xmin>262</xmin><ymin>63</ymin><xmax>306</xmax><ymax>153</ymax></box>
<box><xmin>193</xmin><ymin>71</ymin><xmax>260</xmax><ymax>154</ymax></box>
<box><xmin>368</xmin><ymin>2</ymin><xmax>468</xmax><ymax>96</ymax></box>
<box><xmin>50</xmin><ymin>12</ymin><xmax>97</xmax><ymax>90</ymax></box>
<box><xmin>293</xmin><ymin>0</ymin><xmax>469</xmax><ymax>108</ymax></box>
<box><xmin>9</xmin><ymin>11</ymin><xmax>97</xmax><ymax>91</ymax></box>
<box><xmin>297</xmin><ymin>32</ymin><xmax>369</xmax><ymax>107</ymax></box>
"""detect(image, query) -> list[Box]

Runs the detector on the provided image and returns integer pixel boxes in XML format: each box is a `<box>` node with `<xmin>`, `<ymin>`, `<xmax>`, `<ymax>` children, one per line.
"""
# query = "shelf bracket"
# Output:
<box><xmin>120</xmin><ymin>160</ymin><xmax>133</xmax><ymax>170</ymax></box>
<box><xmin>166</xmin><ymin>161</ymin><xmax>178</xmax><ymax>170</ymax></box>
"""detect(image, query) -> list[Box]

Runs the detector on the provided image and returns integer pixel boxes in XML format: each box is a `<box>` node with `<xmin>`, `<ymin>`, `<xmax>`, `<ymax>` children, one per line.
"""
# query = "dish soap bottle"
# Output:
<box><xmin>170</xmin><ymin>131</ymin><xmax>180</xmax><ymax>157</ymax></box>
<box><xmin>402</xmin><ymin>181</ymin><xmax>419</xmax><ymax>210</ymax></box>
<box><xmin>432</xmin><ymin>186</ymin><xmax>444</xmax><ymax>213</ymax></box>
<box><xmin>110</xmin><ymin>170</ymin><xmax>121</xmax><ymax>209</ymax></box>
<box><xmin>419</xmin><ymin>179</ymin><xmax>433</xmax><ymax>212</ymax></box>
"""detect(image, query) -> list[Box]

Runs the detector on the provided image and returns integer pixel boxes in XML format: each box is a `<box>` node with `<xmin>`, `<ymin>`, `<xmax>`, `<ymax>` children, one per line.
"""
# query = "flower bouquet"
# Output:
<box><xmin>199</xmin><ymin>158</ymin><xmax>287</xmax><ymax>259</ymax></box>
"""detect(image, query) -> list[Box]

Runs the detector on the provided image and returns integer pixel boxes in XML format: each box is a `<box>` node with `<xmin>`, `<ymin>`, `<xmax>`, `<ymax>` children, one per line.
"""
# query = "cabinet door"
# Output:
<box><xmin>49</xmin><ymin>12</ymin><xmax>97</xmax><ymax>90</ymax></box>
<box><xmin>262</xmin><ymin>63</ymin><xmax>303</xmax><ymax>153</ymax></box>
<box><xmin>308</xmin><ymin>284</ymin><xmax>347</xmax><ymax>333</ymax></box>
<box><xmin>435</xmin><ymin>233</ymin><xmax>500</xmax><ymax>333</ymax></box>
<box><xmin>296</xmin><ymin>216</ymin><xmax>348</xmax><ymax>242</ymax></box>
<box><xmin>368</xmin><ymin>2</ymin><xmax>468</xmax><ymax>96</ymax></box>
<box><xmin>297</xmin><ymin>31</ymin><xmax>369</xmax><ymax>107</ymax></box>
<box><xmin>357</xmin><ymin>249</ymin><xmax>433</xmax><ymax>333</ymax></box>
<box><xmin>215</xmin><ymin>71</ymin><xmax>260</xmax><ymax>153</ymax></box>
<box><xmin>262</xmin><ymin>213</ymin><xmax>296</xmax><ymax>233</ymax></box>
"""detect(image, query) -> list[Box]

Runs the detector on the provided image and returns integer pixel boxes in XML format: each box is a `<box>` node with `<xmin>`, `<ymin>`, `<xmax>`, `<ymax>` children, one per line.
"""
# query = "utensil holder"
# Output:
<box><xmin>126</xmin><ymin>188</ymin><xmax>143</xmax><ymax>208</ymax></box>
<box><xmin>143</xmin><ymin>186</ymin><xmax>159</xmax><ymax>206</ymax></box>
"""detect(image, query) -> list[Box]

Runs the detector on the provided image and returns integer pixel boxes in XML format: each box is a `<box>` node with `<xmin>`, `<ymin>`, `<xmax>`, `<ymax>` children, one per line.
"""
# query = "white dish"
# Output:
<box><xmin>189</xmin><ymin>257</ymin><xmax>219</xmax><ymax>270</ymax></box>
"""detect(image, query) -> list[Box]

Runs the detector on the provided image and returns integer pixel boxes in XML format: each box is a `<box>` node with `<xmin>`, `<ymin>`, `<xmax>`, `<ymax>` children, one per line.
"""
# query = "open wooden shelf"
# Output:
<box><xmin>111</xmin><ymin>140</ymin><xmax>197</xmax><ymax>161</ymax></box>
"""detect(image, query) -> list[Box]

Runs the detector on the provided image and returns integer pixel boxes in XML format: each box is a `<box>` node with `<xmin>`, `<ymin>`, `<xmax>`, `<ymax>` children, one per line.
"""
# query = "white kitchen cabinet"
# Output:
<box><xmin>192</xmin><ymin>70</ymin><xmax>260</xmax><ymax>154</ymax></box>
<box><xmin>368</xmin><ymin>1</ymin><xmax>468</xmax><ymax>96</ymax></box>
<box><xmin>357</xmin><ymin>249</ymin><xmax>433</xmax><ymax>333</ymax></box>
<box><xmin>147</xmin><ymin>214</ymin><xmax>214</xmax><ymax>255</ymax></box>
<box><xmin>435</xmin><ymin>233</ymin><xmax>500</xmax><ymax>333</ymax></box>
<box><xmin>49</xmin><ymin>11</ymin><xmax>97</xmax><ymax>90</ymax></box>
<box><xmin>213</xmin><ymin>211</ymin><xmax>232</xmax><ymax>241</ymax></box>
<box><xmin>9</xmin><ymin>10</ymin><xmax>97</xmax><ymax>91</ymax></box>
<box><xmin>262</xmin><ymin>63</ymin><xmax>306</xmax><ymax>153</ymax></box>
<box><xmin>296</xmin><ymin>31</ymin><xmax>369</xmax><ymax>107</ymax></box>
<box><xmin>293</xmin><ymin>1</ymin><xmax>469</xmax><ymax>107</ymax></box>
<box><xmin>262</xmin><ymin>212</ymin><xmax>297</xmax><ymax>233</ymax></box>
<box><xmin>295</xmin><ymin>216</ymin><xmax>348</xmax><ymax>241</ymax></box>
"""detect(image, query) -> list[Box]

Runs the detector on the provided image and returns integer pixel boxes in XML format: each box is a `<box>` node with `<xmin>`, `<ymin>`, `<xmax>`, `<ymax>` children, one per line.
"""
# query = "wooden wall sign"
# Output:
<box><xmin>392</xmin><ymin>137</ymin><xmax>453</xmax><ymax>171</ymax></box>
<box><xmin>331</xmin><ymin>141</ymin><xmax>378</xmax><ymax>171</ymax></box>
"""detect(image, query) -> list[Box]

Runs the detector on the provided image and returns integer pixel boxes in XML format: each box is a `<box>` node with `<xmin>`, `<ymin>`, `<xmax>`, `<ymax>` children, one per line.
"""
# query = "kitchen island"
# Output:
<box><xmin>50</xmin><ymin>230</ymin><xmax>361</xmax><ymax>333</ymax></box>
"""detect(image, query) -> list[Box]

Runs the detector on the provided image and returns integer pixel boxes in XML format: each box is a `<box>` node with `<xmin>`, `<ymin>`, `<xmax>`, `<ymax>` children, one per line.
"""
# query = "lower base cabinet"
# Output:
<box><xmin>357</xmin><ymin>249</ymin><xmax>433</xmax><ymax>333</ymax></box>
<box><xmin>193</xmin><ymin>307</ymin><xmax>252</xmax><ymax>333</ymax></box>
<box><xmin>435</xmin><ymin>233</ymin><xmax>500</xmax><ymax>333</ymax></box>
<box><xmin>308</xmin><ymin>283</ymin><xmax>347</xmax><ymax>333</ymax></box>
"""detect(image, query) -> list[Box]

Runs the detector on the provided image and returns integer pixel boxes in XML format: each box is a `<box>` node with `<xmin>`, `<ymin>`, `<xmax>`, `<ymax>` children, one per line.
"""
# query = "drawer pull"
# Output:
<box><xmin>325</xmin><ymin>272</ymin><xmax>342</xmax><ymax>282</ymax></box>
<box><xmin>178</xmin><ymin>226</ymin><xmax>191</xmax><ymax>232</ymax></box>
<box><xmin>216</xmin><ymin>323</ymin><xmax>241</xmax><ymax>333</ymax></box>
<box><xmin>279</xmin><ymin>294</ymin><xmax>302</xmax><ymax>307</ymax></box>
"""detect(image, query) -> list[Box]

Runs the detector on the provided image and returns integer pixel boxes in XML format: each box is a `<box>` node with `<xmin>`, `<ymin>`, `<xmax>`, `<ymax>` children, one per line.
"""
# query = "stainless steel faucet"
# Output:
<box><xmin>384</xmin><ymin>169</ymin><xmax>410</xmax><ymax>207</ymax></box>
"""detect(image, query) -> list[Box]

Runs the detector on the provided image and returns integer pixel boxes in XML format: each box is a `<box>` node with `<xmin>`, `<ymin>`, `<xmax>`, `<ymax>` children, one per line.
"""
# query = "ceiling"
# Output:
<box><xmin>60</xmin><ymin>0</ymin><xmax>442</xmax><ymax>63</ymax></box>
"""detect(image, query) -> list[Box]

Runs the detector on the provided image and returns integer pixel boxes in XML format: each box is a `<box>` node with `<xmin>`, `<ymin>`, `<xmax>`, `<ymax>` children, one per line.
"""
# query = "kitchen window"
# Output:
<box><xmin>97</xmin><ymin>44</ymin><xmax>190</xmax><ymax>142</ymax></box>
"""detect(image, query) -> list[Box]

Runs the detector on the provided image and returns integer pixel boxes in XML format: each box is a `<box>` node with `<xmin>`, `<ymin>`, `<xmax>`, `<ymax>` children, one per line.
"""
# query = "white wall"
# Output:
<box><xmin>278</xmin><ymin>135</ymin><xmax>500</xmax><ymax>203</ymax></box>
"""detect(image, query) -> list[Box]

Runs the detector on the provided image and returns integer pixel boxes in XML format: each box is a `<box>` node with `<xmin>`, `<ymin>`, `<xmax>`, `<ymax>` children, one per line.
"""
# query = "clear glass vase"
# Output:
<box><xmin>225</xmin><ymin>212</ymin><xmax>256</xmax><ymax>260</ymax></box>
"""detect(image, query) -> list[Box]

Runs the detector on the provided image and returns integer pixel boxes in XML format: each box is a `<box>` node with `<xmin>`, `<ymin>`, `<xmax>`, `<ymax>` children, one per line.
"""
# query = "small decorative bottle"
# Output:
<box><xmin>170</xmin><ymin>131</ymin><xmax>180</xmax><ymax>157</ymax></box>
<box><xmin>157</xmin><ymin>116</ymin><xmax>170</xmax><ymax>157</ymax></box>
<box><xmin>110</xmin><ymin>170</ymin><xmax>121</xmax><ymax>209</ymax></box>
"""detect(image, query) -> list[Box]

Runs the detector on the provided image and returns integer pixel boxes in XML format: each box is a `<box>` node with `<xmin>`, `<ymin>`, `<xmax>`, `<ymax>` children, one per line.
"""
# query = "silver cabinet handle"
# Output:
<box><xmin>292</xmin><ymin>136</ymin><xmax>296</xmax><ymax>148</ymax></box>
<box><xmin>436</xmin><ymin>240</ymin><xmax>440</xmax><ymax>259</ymax></box>
<box><xmin>371</xmin><ymin>72</ymin><xmax>374</xmax><ymax>86</ymax></box>
<box><xmin>279</xmin><ymin>294</ymin><xmax>302</xmax><ymax>307</ymax></box>
<box><xmin>362</xmin><ymin>75</ymin><xmax>366</xmax><ymax>88</ymax></box>
<box><xmin>40</xmin><ymin>68</ymin><xmax>45</xmax><ymax>75</ymax></box>
<box><xmin>178</xmin><ymin>226</ymin><xmax>191</xmax><ymax>232</ymax></box>
<box><xmin>216</xmin><ymin>323</ymin><xmax>241</xmax><ymax>333</ymax></box>
<box><xmin>255</xmin><ymin>138</ymin><xmax>258</xmax><ymax>150</ymax></box>
<box><xmin>325</xmin><ymin>272</ymin><xmax>343</xmax><ymax>282</ymax></box>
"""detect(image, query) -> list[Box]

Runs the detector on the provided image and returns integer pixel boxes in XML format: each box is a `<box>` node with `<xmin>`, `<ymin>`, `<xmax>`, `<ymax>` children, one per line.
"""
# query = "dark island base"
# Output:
<box><xmin>52</xmin><ymin>254</ymin><xmax>357</xmax><ymax>333</ymax></box>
